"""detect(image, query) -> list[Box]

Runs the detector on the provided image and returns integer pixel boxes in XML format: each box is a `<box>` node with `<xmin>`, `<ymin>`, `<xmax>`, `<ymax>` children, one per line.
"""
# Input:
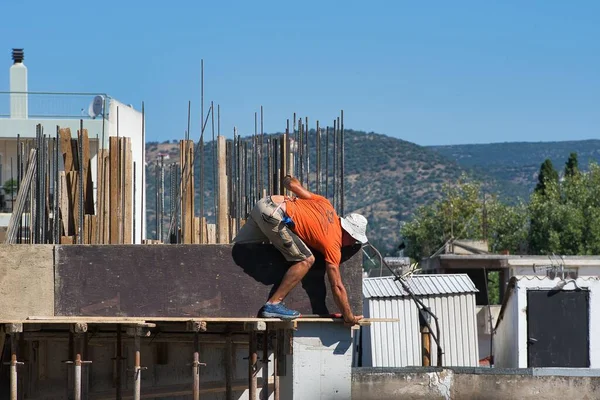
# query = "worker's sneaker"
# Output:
<box><xmin>260</xmin><ymin>302</ymin><xmax>301</xmax><ymax>320</ymax></box>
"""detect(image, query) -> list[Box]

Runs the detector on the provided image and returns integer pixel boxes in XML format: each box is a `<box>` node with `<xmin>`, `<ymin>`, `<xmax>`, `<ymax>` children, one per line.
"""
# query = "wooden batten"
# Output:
<box><xmin>59</xmin><ymin>128</ymin><xmax>74</xmax><ymax>172</ymax></box>
<box><xmin>66</xmin><ymin>171</ymin><xmax>79</xmax><ymax>237</ymax></box>
<box><xmin>96</xmin><ymin>149</ymin><xmax>108</xmax><ymax>244</ymax></box>
<box><xmin>123</xmin><ymin>138</ymin><xmax>133</xmax><ymax>244</ymax></box>
<box><xmin>229</xmin><ymin>218</ymin><xmax>237</xmax><ymax>242</ymax></box>
<box><xmin>217</xmin><ymin>136</ymin><xmax>229</xmax><ymax>244</ymax></box>
<box><xmin>102</xmin><ymin>153</ymin><xmax>111</xmax><ymax>244</ymax></box>
<box><xmin>78</xmin><ymin>128</ymin><xmax>94</xmax><ymax>214</ymax></box>
<box><xmin>194</xmin><ymin>216</ymin><xmax>200</xmax><ymax>244</ymax></box>
<box><xmin>180</xmin><ymin>140</ymin><xmax>195</xmax><ymax>244</ymax></box>
<box><xmin>60</xmin><ymin>236</ymin><xmax>74</xmax><ymax>244</ymax></box>
<box><xmin>59</xmin><ymin>171</ymin><xmax>70</xmax><ymax>237</ymax></box>
<box><xmin>109</xmin><ymin>136</ymin><xmax>120</xmax><ymax>244</ymax></box>
<box><xmin>206</xmin><ymin>224</ymin><xmax>216</xmax><ymax>244</ymax></box>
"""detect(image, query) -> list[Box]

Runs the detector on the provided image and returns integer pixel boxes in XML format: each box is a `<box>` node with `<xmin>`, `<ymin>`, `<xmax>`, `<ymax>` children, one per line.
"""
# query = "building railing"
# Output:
<box><xmin>0</xmin><ymin>91</ymin><xmax>110</xmax><ymax>120</ymax></box>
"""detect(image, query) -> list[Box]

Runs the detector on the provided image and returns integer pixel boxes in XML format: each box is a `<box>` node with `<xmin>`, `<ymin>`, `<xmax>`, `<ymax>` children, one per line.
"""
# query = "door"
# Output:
<box><xmin>527</xmin><ymin>289</ymin><xmax>589</xmax><ymax>367</ymax></box>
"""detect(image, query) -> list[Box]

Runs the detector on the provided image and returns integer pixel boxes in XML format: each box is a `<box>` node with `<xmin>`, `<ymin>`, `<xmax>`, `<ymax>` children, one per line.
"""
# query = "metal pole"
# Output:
<box><xmin>78</xmin><ymin>120</ymin><xmax>84</xmax><ymax>244</ymax></box>
<box><xmin>260</xmin><ymin>105</ymin><xmax>264</xmax><ymax>195</ymax></box>
<box><xmin>54</xmin><ymin>129</ymin><xmax>60</xmax><ymax>243</ymax></box>
<box><xmin>193</xmin><ymin>332</ymin><xmax>200</xmax><ymax>400</ymax></box>
<box><xmin>134</xmin><ymin>334</ymin><xmax>141</xmax><ymax>400</ymax></box>
<box><xmin>133</xmin><ymin>161</ymin><xmax>136</xmax><ymax>244</ymax></box>
<box><xmin>74</xmin><ymin>353</ymin><xmax>82</xmax><ymax>400</ymax></box>
<box><xmin>325</xmin><ymin>126</ymin><xmax>329</xmax><ymax>200</ymax></box>
<box><xmin>249</xmin><ymin>331</ymin><xmax>258</xmax><ymax>400</ymax></box>
<box><xmin>262</xmin><ymin>329</ymin><xmax>269</xmax><ymax>400</ymax></box>
<box><xmin>115</xmin><ymin>324</ymin><xmax>123</xmax><ymax>400</ymax></box>
<box><xmin>340</xmin><ymin>111</ymin><xmax>344</xmax><ymax>216</ymax></box>
<box><xmin>305</xmin><ymin>116</ymin><xmax>309</xmax><ymax>188</ymax></box>
<box><xmin>140</xmin><ymin>101</ymin><xmax>145</xmax><ymax>243</ymax></box>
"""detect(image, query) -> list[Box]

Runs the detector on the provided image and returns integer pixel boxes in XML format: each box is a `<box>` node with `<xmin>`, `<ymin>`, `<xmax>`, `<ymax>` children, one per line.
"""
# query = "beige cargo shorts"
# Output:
<box><xmin>233</xmin><ymin>196</ymin><xmax>312</xmax><ymax>262</ymax></box>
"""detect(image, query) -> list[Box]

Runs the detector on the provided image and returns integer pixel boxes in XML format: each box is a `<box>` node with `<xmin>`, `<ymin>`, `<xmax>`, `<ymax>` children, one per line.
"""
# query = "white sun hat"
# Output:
<box><xmin>341</xmin><ymin>213</ymin><xmax>369</xmax><ymax>244</ymax></box>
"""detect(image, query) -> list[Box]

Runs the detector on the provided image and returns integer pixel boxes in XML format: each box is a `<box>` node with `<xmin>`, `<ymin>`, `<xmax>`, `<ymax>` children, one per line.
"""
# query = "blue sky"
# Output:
<box><xmin>1</xmin><ymin>0</ymin><xmax>598</xmax><ymax>146</ymax></box>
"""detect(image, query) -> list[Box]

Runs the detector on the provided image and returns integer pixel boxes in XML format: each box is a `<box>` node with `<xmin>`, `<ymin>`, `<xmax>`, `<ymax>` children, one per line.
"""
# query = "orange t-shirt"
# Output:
<box><xmin>284</xmin><ymin>195</ymin><xmax>342</xmax><ymax>266</ymax></box>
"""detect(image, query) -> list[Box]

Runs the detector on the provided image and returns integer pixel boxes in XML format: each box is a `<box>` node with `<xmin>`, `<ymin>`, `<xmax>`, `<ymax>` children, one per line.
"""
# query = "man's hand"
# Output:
<box><xmin>344</xmin><ymin>315</ymin><xmax>364</xmax><ymax>327</ymax></box>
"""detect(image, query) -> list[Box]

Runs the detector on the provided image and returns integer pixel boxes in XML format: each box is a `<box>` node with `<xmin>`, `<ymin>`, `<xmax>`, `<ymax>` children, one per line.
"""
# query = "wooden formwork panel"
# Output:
<box><xmin>54</xmin><ymin>244</ymin><xmax>363</xmax><ymax>318</ymax></box>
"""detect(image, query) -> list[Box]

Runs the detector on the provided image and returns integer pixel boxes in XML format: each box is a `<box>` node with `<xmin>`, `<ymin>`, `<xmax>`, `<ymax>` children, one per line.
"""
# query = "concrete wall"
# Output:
<box><xmin>352</xmin><ymin>367</ymin><xmax>600</xmax><ymax>400</ymax></box>
<box><xmin>282</xmin><ymin>323</ymin><xmax>353</xmax><ymax>400</ymax></box>
<box><xmin>0</xmin><ymin>244</ymin><xmax>54</xmax><ymax>319</ymax></box>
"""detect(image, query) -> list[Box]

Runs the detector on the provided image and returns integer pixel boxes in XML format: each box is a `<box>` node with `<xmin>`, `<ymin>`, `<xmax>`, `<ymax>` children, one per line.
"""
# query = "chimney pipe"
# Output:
<box><xmin>10</xmin><ymin>48</ymin><xmax>28</xmax><ymax>119</ymax></box>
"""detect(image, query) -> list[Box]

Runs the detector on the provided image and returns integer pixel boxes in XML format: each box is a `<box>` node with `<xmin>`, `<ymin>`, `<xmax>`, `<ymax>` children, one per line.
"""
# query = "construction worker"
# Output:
<box><xmin>233</xmin><ymin>174</ymin><xmax>368</xmax><ymax>324</ymax></box>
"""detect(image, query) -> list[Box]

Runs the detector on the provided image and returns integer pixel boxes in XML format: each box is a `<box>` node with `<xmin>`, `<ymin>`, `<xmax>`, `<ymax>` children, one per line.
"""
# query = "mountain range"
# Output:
<box><xmin>145</xmin><ymin>132</ymin><xmax>600</xmax><ymax>256</ymax></box>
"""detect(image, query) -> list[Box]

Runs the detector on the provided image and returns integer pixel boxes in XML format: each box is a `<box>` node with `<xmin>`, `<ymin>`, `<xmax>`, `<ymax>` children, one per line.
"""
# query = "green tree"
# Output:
<box><xmin>400</xmin><ymin>175</ymin><xmax>529</xmax><ymax>260</ymax></box>
<box><xmin>535</xmin><ymin>159</ymin><xmax>559</xmax><ymax>195</ymax></box>
<box><xmin>528</xmin><ymin>162</ymin><xmax>600</xmax><ymax>255</ymax></box>
<box><xmin>564</xmin><ymin>152</ymin><xmax>579</xmax><ymax>178</ymax></box>
<box><xmin>3</xmin><ymin>178</ymin><xmax>17</xmax><ymax>197</ymax></box>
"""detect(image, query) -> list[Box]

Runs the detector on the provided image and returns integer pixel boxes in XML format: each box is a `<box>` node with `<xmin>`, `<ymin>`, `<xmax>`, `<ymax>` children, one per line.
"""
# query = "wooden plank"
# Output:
<box><xmin>229</xmin><ymin>218</ymin><xmax>237</xmax><ymax>243</ymax></box>
<box><xmin>54</xmin><ymin>243</ymin><xmax>364</xmax><ymax>318</ymax></box>
<box><xmin>194</xmin><ymin>217</ymin><xmax>200</xmax><ymax>244</ymax></box>
<box><xmin>217</xmin><ymin>135</ymin><xmax>229</xmax><ymax>243</ymax></box>
<box><xmin>206</xmin><ymin>224</ymin><xmax>216</xmax><ymax>244</ymax></box>
<box><xmin>60</xmin><ymin>236</ymin><xmax>74</xmax><ymax>244</ymax></box>
<box><xmin>200</xmin><ymin>217</ymin><xmax>208</xmax><ymax>244</ymax></box>
<box><xmin>123</xmin><ymin>138</ymin><xmax>133</xmax><ymax>244</ymax></box>
<box><xmin>180</xmin><ymin>140</ymin><xmax>195</xmax><ymax>244</ymax></box>
<box><xmin>102</xmin><ymin>154</ymin><xmax>111</xmax><ymax>244</ymax></box>
<box><xmin>96</xmin><ymin>149</ymin><xmax>108</xmax><ymax>243</ymax></box>
<box><xmin>24</xmin><ymin>316</ymin><xmax>392</xmax><ymax>323</ymax></box>
<box><xmin>78</xmin><ymin>128</ymin><xmax>94</xmax><ymax>214</ymax></box>
<box><xmin>59</xmin><ymin>171</ymin><xmax>70</xmax><ymax>236</ymax></box>
<box><xmin>109</xmin><ymin>137</ymin><xmax>120</xmax><ymax>244</ymax></box>
<box><xmin>66</xmin><ymin>171</ymin><xmax>79</xmax><ymax>237</ymax></box>
<box><xmin>59</xmin><ymin>128</ymin><xmax>74</xmax><ymax>171</ymax></box>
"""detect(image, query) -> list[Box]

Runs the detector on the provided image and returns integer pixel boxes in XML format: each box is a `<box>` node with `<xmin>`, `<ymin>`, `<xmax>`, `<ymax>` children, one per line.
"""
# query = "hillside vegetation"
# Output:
<box><xmin>430</xmin><ymin>140</ymin><xmax>600</xmax><ymax>201</ymax></box>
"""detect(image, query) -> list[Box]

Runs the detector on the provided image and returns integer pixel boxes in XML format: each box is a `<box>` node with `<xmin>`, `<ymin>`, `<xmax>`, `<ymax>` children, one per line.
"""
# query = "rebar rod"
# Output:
<box><xmin>316</xmin><ymin>121</ymin><xmax>320</xmax><ymax>194</ymax></box>
<box><xmin>212</xmin><ymin>101</ymin><xmax>217</xmax><ymax>223</ymax></box>
<box><xmin>140</xmin><ymin>101</ymin><xmax>145</xmax><ymax>243</ymax></box>
<box><xmin>340</xmin><ymin>110</ymin><xmax>344</xmax><ymax>216</ymax></box>
<box><xmin>305</xmin><ymin>116</ymin><xmax>309</xmax><ymax>188</ymax></box>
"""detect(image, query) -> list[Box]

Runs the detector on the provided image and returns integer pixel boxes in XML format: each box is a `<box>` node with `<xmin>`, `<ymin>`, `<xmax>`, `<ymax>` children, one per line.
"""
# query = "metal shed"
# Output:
<box><xmin>360</xmin><ymin>274</ymin><xmax>480</xmax><ymax>367</ymax></box>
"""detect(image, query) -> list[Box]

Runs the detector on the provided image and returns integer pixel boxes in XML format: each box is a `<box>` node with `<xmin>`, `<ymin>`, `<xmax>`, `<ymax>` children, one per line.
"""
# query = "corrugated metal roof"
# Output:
<box><xmin>363</xmin><ymin>274</ymin><xmax>479</xmax><ymax>298</ymax></box>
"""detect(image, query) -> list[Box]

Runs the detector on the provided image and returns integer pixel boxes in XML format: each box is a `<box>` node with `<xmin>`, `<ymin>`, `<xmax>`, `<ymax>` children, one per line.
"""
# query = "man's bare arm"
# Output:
<box><xmin>326</xmin><ymin>263</ymin><xmax>362</xmax><ymax>324</ymax></box>
<box><xmin>283</xmin><ymin>175</ymin><xmax>313</xmax><ymax>200</ymax></box>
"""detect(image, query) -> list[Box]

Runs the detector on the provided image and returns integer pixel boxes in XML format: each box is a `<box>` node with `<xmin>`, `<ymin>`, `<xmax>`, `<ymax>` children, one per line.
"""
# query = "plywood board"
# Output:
<box><xmin>54</xmin><ymin>243</ymin><xmax>363</xmax><ymax>318</ymax></box>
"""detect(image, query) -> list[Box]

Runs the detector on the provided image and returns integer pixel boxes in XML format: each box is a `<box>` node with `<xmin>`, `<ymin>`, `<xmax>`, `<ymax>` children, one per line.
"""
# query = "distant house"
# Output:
<box><xmin>494</xmin><ymin>275</ymin><xmax>600</xmax><ymax>368</ymax></box>
<box><xmin>358</xmin><ymin>274</ymin><xmax>480</xmax><ymax>368</ymax></box>
<box><xmin>0</xmin><ymin>48</ymin><xmax>146</xmax><ymax>242</ymax></box>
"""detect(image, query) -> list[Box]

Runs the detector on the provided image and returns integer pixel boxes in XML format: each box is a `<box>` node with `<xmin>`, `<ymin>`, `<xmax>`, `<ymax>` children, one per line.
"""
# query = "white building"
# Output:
<box><xmin>494</xmin><ymin>275</ymin><xmax>600</xmax><ymax>368</ymax></box>
<box><xmin>359</xmin><ymin>274</ymin><xmax>480</xmax><ymax>367</ymax></box>
<box><xmin>0</xmin><ymin>48</ymin><xmax>146</xmax><ymax>243</ymax></box>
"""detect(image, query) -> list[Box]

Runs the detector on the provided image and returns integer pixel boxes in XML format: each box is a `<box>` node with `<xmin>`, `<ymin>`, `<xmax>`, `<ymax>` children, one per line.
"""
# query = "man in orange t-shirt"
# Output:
<box><xmin>233</xmin><ymin>175</ymin><xmax>368</xmax><ymax>324</ymax></box>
